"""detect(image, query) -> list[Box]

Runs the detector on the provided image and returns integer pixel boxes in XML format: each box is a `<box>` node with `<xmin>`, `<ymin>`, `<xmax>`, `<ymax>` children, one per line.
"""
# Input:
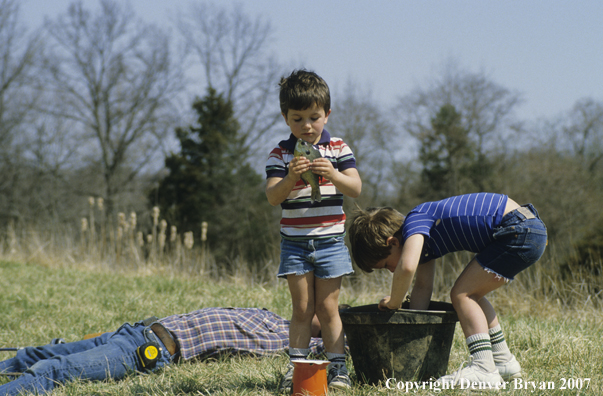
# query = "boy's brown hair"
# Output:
<box><xmin>279</xmin><ymin>70</ymin><xmax>330</xmax><ymax>115</ymax></box>
<box><xmin>348</xmin><ymin>207</ymin><xmax>405</xmax><ymax>273</ymax></box>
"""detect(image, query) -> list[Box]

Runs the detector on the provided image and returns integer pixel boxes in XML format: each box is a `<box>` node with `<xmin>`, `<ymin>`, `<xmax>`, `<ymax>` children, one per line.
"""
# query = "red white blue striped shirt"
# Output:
<box><xmin>401</xmin><ymin>193</ymin><xmax>508</xmax><ymax>261</ymax></box>
<box><xmin>265</xmin><ymin>130</ymin><xmax>357</xmax><ymax>240</ymax></box>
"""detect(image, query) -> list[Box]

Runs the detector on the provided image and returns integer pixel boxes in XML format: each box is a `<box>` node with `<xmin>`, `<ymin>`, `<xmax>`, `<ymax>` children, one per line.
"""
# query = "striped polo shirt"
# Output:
<box><xmin>265</xmin><ymin>130</ymin><xmax>357</xmax><ymax>240</ymax></box>
<box><xmin>401</xmin><ymin>193</ymin><xmax>508</xmax><ymax>261</ymax></box>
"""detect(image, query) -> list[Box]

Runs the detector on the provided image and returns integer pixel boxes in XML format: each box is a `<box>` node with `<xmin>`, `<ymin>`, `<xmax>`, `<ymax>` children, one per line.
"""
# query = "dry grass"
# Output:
<box><xmin>2</xmin><ymin>202</ymin><xmax>602</xmax><ymax>313</ymax></box>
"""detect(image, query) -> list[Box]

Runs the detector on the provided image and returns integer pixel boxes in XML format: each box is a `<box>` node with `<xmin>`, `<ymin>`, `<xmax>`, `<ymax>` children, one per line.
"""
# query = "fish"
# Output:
<box><xmin>293</xmin><ymin>138</ymin><xmax>322</xmax><ymax>203</ymax></box>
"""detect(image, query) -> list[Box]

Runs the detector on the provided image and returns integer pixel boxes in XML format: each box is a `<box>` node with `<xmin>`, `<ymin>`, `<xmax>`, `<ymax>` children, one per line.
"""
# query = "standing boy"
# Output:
<box><xmin>265</xmin><ymin>70</ymin><xmax>362</xmax><ymax>392</ymax></box>
<box><xmin>348</xmin><ymin>193</ymin><xmax>547</xmax><ymax>386</ymax></box>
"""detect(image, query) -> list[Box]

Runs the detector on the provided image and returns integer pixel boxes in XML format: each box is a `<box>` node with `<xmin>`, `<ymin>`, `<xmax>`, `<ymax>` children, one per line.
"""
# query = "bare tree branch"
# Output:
<box><xmin>176</xmin><ymin>2</ymin><xmax>283</xmax><ymax>162</ymax></box>
<box><xmin>40</xmin><ymin>0</ymin><xmax>183</xmax><ymax>214</ymax></box>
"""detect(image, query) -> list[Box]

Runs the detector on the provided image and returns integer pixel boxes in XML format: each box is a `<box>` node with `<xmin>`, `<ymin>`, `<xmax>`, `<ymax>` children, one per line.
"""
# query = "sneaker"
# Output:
<box><xmin>439</xmin><ymin>358</ymin><xmax>504</xmax><ymax>388</ymax></box>
<box><xmin>279</xmin><ymin>363</ymin><xmax>294</xmax><ymax>394</ymax></box>
<box><xmin>496</xmin><ymin>355</ymin><xmax>522</xmax><ymax>380</ymax></box>
<box><xmin>327</xmin><ymin>362</ymin><xmax>351</xmax><ymax>390</ymax></box>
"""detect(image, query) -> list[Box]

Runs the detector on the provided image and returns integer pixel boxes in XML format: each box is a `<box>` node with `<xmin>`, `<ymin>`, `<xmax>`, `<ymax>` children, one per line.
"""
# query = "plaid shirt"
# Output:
<box><xmin>159</xmin><ymin>307</ymin><xmax>324</xmax><ymax>361</ymax></box>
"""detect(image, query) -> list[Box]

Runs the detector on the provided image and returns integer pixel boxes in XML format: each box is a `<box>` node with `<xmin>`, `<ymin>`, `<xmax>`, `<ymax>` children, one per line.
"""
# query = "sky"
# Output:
<box><xmin>22</xmin><ymin>0</ymin><xmax>603</xmax><ymax>122</ymax></box>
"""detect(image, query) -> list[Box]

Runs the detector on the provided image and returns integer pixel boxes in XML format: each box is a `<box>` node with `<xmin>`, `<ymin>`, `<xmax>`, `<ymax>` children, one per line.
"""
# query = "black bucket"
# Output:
<box><xmin>340</xmin><ymin>301</ymin><xmax>458</xmax><ymax>385</ymax></box>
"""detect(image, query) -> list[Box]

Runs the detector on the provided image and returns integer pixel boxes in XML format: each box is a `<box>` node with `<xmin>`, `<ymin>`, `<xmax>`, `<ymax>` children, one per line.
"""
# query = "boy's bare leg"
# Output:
<box><xmin>451</xmin><ymin>258</ymin><xmax>506</xmax><ymax>338</ymax></box>
<box><xmin>314</xmin><ymin>276</ymin><xmax>345</xmax><ymax>353</ymax></box>
<box><xmin>314</xmin><ymin>276</ymin><xmax>351</xmax><ymax>389</ymax></box>
<box><xmin>477</xmin><ymin>295</ymin><xmax>500</xmax><ymax>329</ymax></box>
<box><xmin>448</xmin><ymin>259</ymin><xmax>521</xmax><ymax>381</ymax></box>
<box><xmin>287</xmin><ymin>272</ymin><xmax>315</xmax><ymax>348</ymax></box>
<box><xmin>438</xmin><ymin>259</ymin><xmax>508</xmax><ymax>384</ymax></box>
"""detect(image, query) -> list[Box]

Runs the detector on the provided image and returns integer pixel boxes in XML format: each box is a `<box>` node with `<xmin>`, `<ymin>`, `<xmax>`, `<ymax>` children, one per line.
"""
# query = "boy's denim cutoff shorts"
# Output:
<box><xmin>278</xmin><ymin>236</ymin><xmax>354</xmax><ymax>279</ymax></box>
<box><xmin>476</xmin><ymin>203</ymin><xmax>548</xmax><ymax>281</ymax></box>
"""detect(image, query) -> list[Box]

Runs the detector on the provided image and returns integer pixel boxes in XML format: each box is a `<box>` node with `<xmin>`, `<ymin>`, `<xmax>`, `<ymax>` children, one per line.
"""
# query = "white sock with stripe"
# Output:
<box><xmin>466</xmin><ymin>333</ymin><xmax>496</xmax><ymax>373</ymax></box>
<box><xmin>489</xmin><ymin>324</ymin><xmax>514</xmax><ymax>363</ymax></box>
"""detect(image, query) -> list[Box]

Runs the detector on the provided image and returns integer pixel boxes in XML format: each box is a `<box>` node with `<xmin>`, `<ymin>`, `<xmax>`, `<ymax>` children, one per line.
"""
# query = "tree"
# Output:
<box><xmin>41</xmin><ymin>0</ymin><xmax>182</xmax><ymax>215</ymax></box>
<box><xmin>396</xmin><ymin>63</ymin><xmax>523</xmax><ymax>194</ymax></box>
<box><xmin>152</xmin><ymin>88</ymin><xmax>273</xmax><ymax>267</ymax></box>
<box><xmin>176</xmin><ymin>2</ymin><xmax>283</xmax><ymax>162</ymax></box>
<box><xmin>0</xmin><ymin>0</ymin><xmax>44</xmax><ymax>222</ymax></box>
<box><xmin>417</xmin><ymin>104</ymin><xmax>478</xmax><ymax>200</ymax></box>
<box><xmin>561</xmin><ymin>98</ymin><xmax>603</xmax><ymax>175</ymax></box>
<box><xmin>326</xmin><ymin>82</ymin><xmax>423</xmax><ymax>212</ymax></box>
<box><xmin>328</xmin><ymin>82</ymin><xmax>398</xmax><ymax>205</ymax></box>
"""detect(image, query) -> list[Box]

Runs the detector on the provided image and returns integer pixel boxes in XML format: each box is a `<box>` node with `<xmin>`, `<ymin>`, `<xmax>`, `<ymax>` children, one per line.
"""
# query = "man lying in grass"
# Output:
<box><xmin>0</xmin><ymin>307</ymin><xmax>324</xmax><ymax>395</ymax></box>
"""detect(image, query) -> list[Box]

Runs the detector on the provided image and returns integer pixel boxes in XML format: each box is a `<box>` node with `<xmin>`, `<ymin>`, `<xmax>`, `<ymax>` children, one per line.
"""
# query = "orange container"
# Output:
<box><xmin>292</xmin><ymin>359</ymin><xmax>329</xmax><ymax>396</ymax></box>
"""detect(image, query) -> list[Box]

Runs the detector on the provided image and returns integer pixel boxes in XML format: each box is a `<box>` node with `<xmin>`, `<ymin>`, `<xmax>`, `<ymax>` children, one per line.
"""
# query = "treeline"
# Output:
<box><xmin>1</xmin><ymin>0</ymin><xmax>602</xmax><ymax>286</ymax></box>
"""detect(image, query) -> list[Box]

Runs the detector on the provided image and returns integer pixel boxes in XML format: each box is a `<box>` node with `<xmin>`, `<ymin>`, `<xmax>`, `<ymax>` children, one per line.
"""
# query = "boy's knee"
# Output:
<box><xmin>314</xmin><ymin>301</ymin><xmax>339</xmax><ymax>322</ymax></box>
<box><xmin>450</xmin><ymin>287</ymin><xmax>463</xmax><ymax>306</ymax></box>
<box><xmin>291</xmin><ymin>306</ymin><xmax>315</xmax><ymax>323</ymax></box>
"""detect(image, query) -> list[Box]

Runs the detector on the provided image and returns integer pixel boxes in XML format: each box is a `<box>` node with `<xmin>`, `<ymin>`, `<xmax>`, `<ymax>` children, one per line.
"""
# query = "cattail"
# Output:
<box><xmin>117</xmin><ymin>212</ymin><xmax>127</xmax><ymax>234</ymax></box>
<box><xmin>88</xmin><ymin>197</ymin><xmax>95</xmax><ymax>208</ymax></box>
<box><xmin>129</xmin><ymin>212</ymin><xmax>137</xmax><ymax>229</ymax></box>
<box><xmin>97</xmin><ymin>197</ymin><xmax>104</xmax><ymax>211</ymax></box>
<box><xmin>201</xmin><ymin>221</ymin><xmax>208</xmax><ymax>242</ymax></box>
<box><xmin>136</xmin><ymin>231</ymin><xmax>144</xmax><ymax>247</ymax></box>
<box><xmin>158</xmin><ymin>220</ymin><xmax>167</xmax><ymax>250</ymax></box>
<box><xmin>184</xmin><ymin>231</ymin><xmax>194</xmax><ymax>249</ymax></box>
<box><xmin>152</xmin><ymin>206</ymin><xmax>160</xmax><ymax>227</ymax></box>
<box><xmin>147</xmin><ymin>234</ymin><xmax>153</xmax><ymax>244</ymax></box>
<box><xmin>170</xmin><ymin>226</ymin><xmax>177</xmax><ymax>243</ymax></box>
<box><xmin>118</xmin><ymin>212</ymin><xmax>126</xmax><ymax>225</ymax></box>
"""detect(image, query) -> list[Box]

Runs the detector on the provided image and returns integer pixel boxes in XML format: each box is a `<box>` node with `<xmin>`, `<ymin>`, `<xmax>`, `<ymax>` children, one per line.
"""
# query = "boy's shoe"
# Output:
<box><xmin>327</xmin><ymin>362</ymin><xmax>351</xmax><ymax>390</ymax></box>
<box><xmin>495</xmin><ymin>355</ymin><xmax>522</xmax><ymax>380</ymax></box>
<box><xmin>279</xmin><ymin>363</ymin><xmax>294</xmax><ymax>394</ymax></box>
<box><xmin>439</xmin><ymin>358</ymin><xmax>504</xmax><ymax>388</ymax></box>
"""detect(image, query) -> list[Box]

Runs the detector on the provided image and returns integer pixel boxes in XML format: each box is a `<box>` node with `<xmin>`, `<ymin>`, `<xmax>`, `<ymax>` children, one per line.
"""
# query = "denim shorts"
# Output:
<box><xmin>476</xmin><ymin>204</ymin><xmax>548</xmax><ymax>281</ymax></box>
<box><xmin>278</xmin><ymin>236</ymin><xmax>354</xmax><ymax>279</ymax></box>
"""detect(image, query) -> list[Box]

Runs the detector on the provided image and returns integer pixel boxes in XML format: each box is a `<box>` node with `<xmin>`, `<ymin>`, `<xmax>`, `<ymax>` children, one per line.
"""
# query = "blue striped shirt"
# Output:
<box><xmin>401</xmin><ymin>193</ymin><xmax>508</xmax><ymax>261</ymax></box>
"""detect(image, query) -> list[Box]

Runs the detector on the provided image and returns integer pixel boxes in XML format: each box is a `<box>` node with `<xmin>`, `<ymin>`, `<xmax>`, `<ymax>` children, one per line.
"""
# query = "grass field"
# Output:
<box><xmin>0</xmin><ymin>259</ymin><xmax>601</xmax><ymax>395</ymax></box>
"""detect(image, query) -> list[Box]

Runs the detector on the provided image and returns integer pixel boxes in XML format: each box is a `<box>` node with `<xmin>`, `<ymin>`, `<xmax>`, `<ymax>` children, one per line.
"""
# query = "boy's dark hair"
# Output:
<box><xmin>348</xmin><ymin>207</ymin><xmax>405</xmax><ymax>273</ymax></box>
<box><xmin>279</xmin><ymin>70</ymin><xmax>330</xmax><ymax>115</ymax></box>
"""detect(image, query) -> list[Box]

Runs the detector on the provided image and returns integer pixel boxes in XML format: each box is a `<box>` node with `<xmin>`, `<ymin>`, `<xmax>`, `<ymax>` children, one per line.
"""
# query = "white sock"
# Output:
<box><xmin>489</xmin><ymin>324</ymin><xmax>514</xmax><ymax>363</ymax></box>
<box><xmin>289</xmin><ymin>347</ymin><xmax>309</xmax><ymax>362</ymax></box>
<box><xmin>466</xmin><ymin>333</ymin><xmax>496</xmax><ymax>373</ymax></box>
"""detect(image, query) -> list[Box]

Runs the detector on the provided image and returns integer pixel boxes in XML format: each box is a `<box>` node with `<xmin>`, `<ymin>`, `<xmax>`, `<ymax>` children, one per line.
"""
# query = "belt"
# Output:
<box><xmin>150</xmin><ymin>323</ymin><xmax>179</xmax><ymax>356</ymax></box>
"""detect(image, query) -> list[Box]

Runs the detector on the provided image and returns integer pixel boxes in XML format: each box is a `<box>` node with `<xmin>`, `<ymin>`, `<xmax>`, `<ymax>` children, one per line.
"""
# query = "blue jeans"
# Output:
<box><xmin>476</xmin><ymin>204</ymin><xmax>548</xmax><ymax>280</ymax></box>
<box><xmin>0</xmin><ymin>321</ymin><xmax>175</xmax><ymax>395</ymax></box>
<box><xmin>278</xmin><ymin>236</ymin><xmax>354</xmax><ymax>279</ymax></box>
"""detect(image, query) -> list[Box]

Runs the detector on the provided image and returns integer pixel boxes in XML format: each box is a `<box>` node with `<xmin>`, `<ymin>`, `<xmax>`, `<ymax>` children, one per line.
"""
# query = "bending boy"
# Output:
<box><xmin>349</xmin><ymin>193</ymin><xmax>547</xmax><ymax>386</ymax></box>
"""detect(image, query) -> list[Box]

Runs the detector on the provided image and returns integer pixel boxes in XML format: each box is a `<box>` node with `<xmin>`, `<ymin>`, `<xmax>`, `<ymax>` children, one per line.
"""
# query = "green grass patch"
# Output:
<box><xmin>0</xmin><ymin>260</ymin><xmax>601</xmax><ymax>395</ymax></box>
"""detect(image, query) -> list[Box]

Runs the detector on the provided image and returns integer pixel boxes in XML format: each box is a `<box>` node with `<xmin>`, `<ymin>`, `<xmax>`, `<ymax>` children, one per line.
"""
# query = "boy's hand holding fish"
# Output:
<box><xmin>286</xmin><ymin>155</ymin><xmax>311</xmax><ymax>181</ymax></box>
<box><xmin>288</xmin><ymin>155</ymin><xmax>344</xmax><ymax>182</ymax></box>
<box><xmin>309</xmin><ymin>157</ymin><xmax>336</xmax><ymax>179</ymax></box>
